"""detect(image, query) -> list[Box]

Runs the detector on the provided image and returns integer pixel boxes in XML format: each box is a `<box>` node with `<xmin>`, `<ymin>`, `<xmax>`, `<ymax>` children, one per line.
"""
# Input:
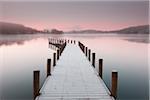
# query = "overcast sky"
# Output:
<box><xmin>0</xmin><ymin>1</ymin><xmax>149</xmax><ymax>31</ymax></box>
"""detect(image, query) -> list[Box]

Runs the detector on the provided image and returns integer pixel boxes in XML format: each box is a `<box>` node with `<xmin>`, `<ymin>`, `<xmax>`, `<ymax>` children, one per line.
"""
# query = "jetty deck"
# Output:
<box><xmin>35</xmin><ymin>42</ymin><xmax>115</xmax><ymax>100</ymax></box>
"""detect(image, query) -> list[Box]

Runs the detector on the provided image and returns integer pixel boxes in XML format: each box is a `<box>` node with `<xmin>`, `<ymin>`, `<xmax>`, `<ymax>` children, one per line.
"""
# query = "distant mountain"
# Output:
<box><xmin>67</xmin><ymin>25</ymin><xmax>149</xmax><ymax>34</ymax></box>
<box><xmin>115</xmin><ymin>25</ymin><xmax>149</xmax><ymax>34</ymax></box>
<box><xmin>67</xmin><ymin>29</ymin><xmax>104</xmax><ymax>34</ymax></box>
<box><xmin>67</xmin><ymin>29</ymin><xmax>104</xmax><ymax>33</ymax></box>
<box><xmin>0</xmin><ymin>22</ymin><xmax>149</xmax><ymax>34</ymax></box>
<box><xmin>0</xmin><ymin>22</ymin><xmax>40</xmax><ymax>34</ymax></box>
<box><xmin>51</xmin><ymin>29</ymin><xmax>63</xmax><ymax>34</ymax></box>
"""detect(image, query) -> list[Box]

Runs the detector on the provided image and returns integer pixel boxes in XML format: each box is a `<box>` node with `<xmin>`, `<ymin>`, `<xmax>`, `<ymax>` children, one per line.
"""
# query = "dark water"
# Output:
<box><xmin>0</xmin><ymin>33</ymin><xmax>149</xmax><ymax>100</ymax></box>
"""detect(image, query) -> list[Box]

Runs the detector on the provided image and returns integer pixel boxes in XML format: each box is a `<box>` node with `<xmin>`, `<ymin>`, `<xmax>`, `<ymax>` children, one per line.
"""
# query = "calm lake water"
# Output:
<box><xmin>0</xmin><ymin>33</ymin><xmax>149</xmax><ymax>100</ymax></box>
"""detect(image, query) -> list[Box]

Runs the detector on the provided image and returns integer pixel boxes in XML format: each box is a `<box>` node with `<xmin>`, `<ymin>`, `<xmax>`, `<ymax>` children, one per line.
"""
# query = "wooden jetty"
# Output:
<box><xmin>33</xmin><ymin>38</ymin><xmax>118</xmax><ymax>100</ymax></box>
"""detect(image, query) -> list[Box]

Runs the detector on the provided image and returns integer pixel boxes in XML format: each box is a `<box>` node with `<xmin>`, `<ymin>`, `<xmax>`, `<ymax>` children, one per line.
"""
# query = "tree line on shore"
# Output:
<box><xmin>0</xmin><ymin>22</ymin><xmax>149</xmax><ymax>34</ymax></box>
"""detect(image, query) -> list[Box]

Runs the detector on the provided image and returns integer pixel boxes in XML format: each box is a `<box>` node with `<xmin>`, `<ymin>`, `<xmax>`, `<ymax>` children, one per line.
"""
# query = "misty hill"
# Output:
<box><xmin>67</xmin><ymin>30</ymin><xmax>104</xmax><ymax>34</ymax></box>
<box><xmin>0</xmin><ymin>22</ymin><xmax>149</xmax><ymax>34</ymax></box>
<box><xmin>51</xmin><ymin>29</ymin><xmax>63</xmax><ymax>34</ymax></box>
<box><xmin>67</xmin><ymin>30</ymin><xmax>104</xmax><ymax>33</ymax></box>
<box><xmin>115</xmin><ymin>25</ymin><xmax>149</xmax><ymax>34</ymax></box>
<box><xmin>67</xmin><ymin>25</ymin><xmax>149</xmax><ymax>34</ymax></box>
<box><xmin>0</xmin><ymin>22</ymin><xmax>39</xmax><ymax>34</ymax></box>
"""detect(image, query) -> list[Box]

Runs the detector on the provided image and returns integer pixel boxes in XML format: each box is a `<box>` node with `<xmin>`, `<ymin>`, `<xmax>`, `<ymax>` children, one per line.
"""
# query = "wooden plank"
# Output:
<box><xmin>36</xmin><ymin>44</ymin><xmax>114</xmax><ymax>100</ymax></box>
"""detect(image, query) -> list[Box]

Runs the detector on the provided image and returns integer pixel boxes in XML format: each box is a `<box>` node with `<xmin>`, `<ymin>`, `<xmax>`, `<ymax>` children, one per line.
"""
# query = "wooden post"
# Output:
<box><xmin>85</xmin><ymin>47</ymin><xmax>88</xmax><ymax>56</ymax></box>
<box><xmin>33</xmin><ymin>70</ymin><xmax>40</xmax><ymax>99</ymax></box>
<box><xmin>83</xmin><ymin>46</ymin><xmax>85</xmax><ymax>53</ymax></box>
<box><xmin>57</xmin><ymin>49</ymin><xmax>60</xmax><ymax>60</ymax></box>
<box><xmin>92</xmin><ymin>53</ymin><xmax>95</xmax><ymax>68</ymax></box>
<box><xmin>53</xmin><ymin>53</ymin><xmax>56</xmax><ymax>66</ymax></box>
<box><xmin>65</xmin><ymin>39</ymin><xmax>67</xmax><ymax>43</ymax></box>
<box><xmin>47</xmin><ymin>59</ymin><xmax>51</xmax><ymax>76</ymax></box>
<box><xmin>71</xmin><ymin>40</ymin><xmax>72</xmax><ymax>44</ymax></box>
<box><xmin>99</xmin><ymin>59</ymin><xmax>103</xmax><ymax>78</ymax></box>
<box><xmin>68</xmin><ymin>40</ymin><xmax>69</xmax><ymax>43</ymax></box>
<box><xmin>88</xmin><ymin>49</ymin><xmax>91</xmax><ymax>61</ymax></box>
<box><xmin>111</xmin><ymin>70</ymin><xmax>118</xmax><ymax>99</ymax></box>
<box><xmin>74</xmin><ymin>40</ymin><xmax>75</xmax><ymax>44</ymax></box>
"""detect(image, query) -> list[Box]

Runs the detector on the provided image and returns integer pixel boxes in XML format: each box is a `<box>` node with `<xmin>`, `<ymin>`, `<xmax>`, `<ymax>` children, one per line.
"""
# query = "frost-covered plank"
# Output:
<box><xmin>36</xmin><ymin>44</ymin><xmax>114</xmax><ymax>100</ymax></box>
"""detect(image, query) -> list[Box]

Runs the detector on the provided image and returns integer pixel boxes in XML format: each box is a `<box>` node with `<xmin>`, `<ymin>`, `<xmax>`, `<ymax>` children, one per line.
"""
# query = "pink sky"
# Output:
<box><xmin>0</xmin><ymin>1</ymin><xmax>149</xmax><ymax>31</ymax></box>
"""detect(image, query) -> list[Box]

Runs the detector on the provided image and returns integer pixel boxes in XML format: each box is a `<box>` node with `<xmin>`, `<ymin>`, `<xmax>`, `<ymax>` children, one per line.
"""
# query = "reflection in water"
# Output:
<box><xmin>125</xmin><ymin>38</ymin><xmax>149</xmax><ymax>43</ymax></box>
<box><xmin>0</xmin><ymin>40</ymin><xmax>24</xmax><ymax>46</ymax></box>
<box><xmin>0</xmin><ymin>33</ymin><xmax>149</xmax><ymax>47</ymax></box>
<box><xmin>80</xmin><ymin>37</ymin><xmax>149</xmax><ymax>100</ymax></box>
<box><xmin>121</xmin><ymin>34</ymin><xmax>149</xmax><ymax>43</ymax></box>
<box><xmin>0</xmin><ymin>33</ymin><xmax>149</xmax><ymax>100</ymax></box>
<box><xmin>0</xmin><ymin>34</ymin><xmax>44</xmax><ymax>46</ymax></box>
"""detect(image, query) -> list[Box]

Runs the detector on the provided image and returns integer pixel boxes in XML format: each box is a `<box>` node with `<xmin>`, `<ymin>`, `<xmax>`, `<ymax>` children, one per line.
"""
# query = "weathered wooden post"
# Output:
<box><xmin>33</xmin><ymin>70</ymin><xmax>40</xmax><ymax>99</ymax></box>
<box><xmin>53</xmin><ymin>53</ymin><xmax>56</xmax><ymax>66</ymax></box>
<box><xmin>85</xmin><ymin>47</ymin><xmax>88</xmax><ymax>56</ymax></box>
<box><xmin>65</xmin><ymin>39</ymin><xmax>67</xmax><ymax>43</ymax></box>
<box><xmin>74</xmin><ymin>40</ymin><xmax>75</xmax><ymax>44</ymax></box>
<box><xmin>83</xmin><ymin>45</ymin><xmax>85</xmax><ymax>53</ymax></box>
<box><xmin>71</xmin><ymin>40</ymin><xmax>72</xmax><ymax>44</ymax></box>
<box><xmin>99</xmin><ymin>59</ymin><xmax>103</xmax><ymax>78</ymax></box>
<box><xmin>111</xmin><ymin>70</ymin><xmax>118</xmax><ymax>99</ymax></box>
<box><xmin>47</xmin><ymin>59</ymin><xmax>51</xmax><ymax>77</ymax></box>
<box><xmin>92</xmin><ymin>53</ymin><xmax>95</xmax><ymax>68</ymax></box>
<box><xmin>57</xmin><ymin>49</ymin><xmax>60</xmax><ymax>60</ymax></box>
<box><xmin>88</xmin><ymin>49</ymin><xmax>91</xmax><ymax>61</ymax></box>
<box><xmin>68</xmin><ymin>40</ymin><xmax>69</xmax><ymax>43</ymax></box>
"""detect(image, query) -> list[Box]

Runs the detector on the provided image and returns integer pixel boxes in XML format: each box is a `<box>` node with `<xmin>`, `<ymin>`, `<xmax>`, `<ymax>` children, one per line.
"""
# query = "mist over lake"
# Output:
<box><xmin>0</xmin><ymin>1</ymin><xmax>149</xmax><ymax>100</ymax></box>
<box><xmin>0</xmin><ymin>33</ymin><xmax>149</xmax><ymax>100</ymax></box>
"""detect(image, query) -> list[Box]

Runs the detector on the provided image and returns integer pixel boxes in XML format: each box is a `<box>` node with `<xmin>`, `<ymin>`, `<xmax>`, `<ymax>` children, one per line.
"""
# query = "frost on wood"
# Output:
<box><xmin>36</xmin><ymin>44</ymin><xmax>114</xmax><ymax>100</ymax></box>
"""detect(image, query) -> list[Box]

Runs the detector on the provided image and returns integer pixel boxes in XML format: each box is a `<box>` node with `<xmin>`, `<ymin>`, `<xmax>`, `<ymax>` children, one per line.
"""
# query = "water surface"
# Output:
<box><xmin>0</xmin><ymin>33</ymin><xmax>149</xmax><ymax>100</ymax></box>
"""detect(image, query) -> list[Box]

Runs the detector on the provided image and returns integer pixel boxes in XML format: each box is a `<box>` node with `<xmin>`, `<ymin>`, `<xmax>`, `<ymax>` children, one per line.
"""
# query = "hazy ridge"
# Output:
<box><xmin>0</xmin><ymin>22</ymin><xmax>40</xmax><ymax>34</ymax></box>
<box><xmin>0</xmin><ymin>22</ymin><xmax>149</xmax><ymax>34</ymax></box>
<box><xmin>67</xmin><ymin>25</ymin><xmax>149</xmax><ymax>34</ymax></box>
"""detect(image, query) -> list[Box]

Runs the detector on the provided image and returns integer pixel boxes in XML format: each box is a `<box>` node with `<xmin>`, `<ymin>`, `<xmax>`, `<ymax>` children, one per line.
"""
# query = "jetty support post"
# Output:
<box><xmin>60</xmin><ymin>42</ymin><xmax>66</xmax><ymax>55</ymax></box>
<box><xmin>47</xmin><ymin>59</ymin><xmax>51</xmax><ymax>77</ymax></box>
<box><xmin>65</xmin><ymin>39</ymin><xmax>67</xmax><ymax>42</ymax></box>
<box><xmin>57</xmin><ymin>49</ymin><xmax>60</xmax><ymax>60</ymax></box>
<box><xmin>99</xmin><ymin>59</ymin><xmax>103</xmax><ymax>78</ymax></box>
<box><xmin>111</xmin><ymin>70</ymin><xmax>118</xmax><ymax>99</ymax></box>
<box><xmin>85</xmin><ymin>47</ymin><xmax>88</xmax><ymax>57</ymax></box>
<box><xmin>83</xmin><ymin>45</ymin><xmax>85</xmax><ymax>53</ymax></box>
<box><xmin>71</xmin><ymin>40</ymin><xmax>72</xmax><ymax>44</ymax></box>
<box><xmin>78</xmin><ymin>41</ymin><xmax>82</xmax><ymax>51</ymax></box>
<box><xmin>53</xmin><ymin>53</ymin><xmax>56</xmax><ymax>66</ymax></box>
<box><xmin>33</xmin><ymin>70</ymin><xmax>40</xmax><ymax>99</ymax></box>
<box><xmin>92</xmin><ymin>53</ymin><xmax>95</xmax><ymax>68</ymax></box>
<box><xmin>78</xmin><ymin>41</ymin><xmax>85</xmax><ymax>53</ymax></box>
<box><xmin>88</xmin><ymin>49</ymin><xmax>91</xmax><ymax>61</ymax></box>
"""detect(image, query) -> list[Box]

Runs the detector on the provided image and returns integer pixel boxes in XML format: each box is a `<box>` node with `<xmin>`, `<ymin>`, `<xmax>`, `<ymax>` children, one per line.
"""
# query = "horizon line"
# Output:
<box><xmin>0</xmin><ymin>21</ymin><xmax>149</xmax><ymax>32</ymax></box>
